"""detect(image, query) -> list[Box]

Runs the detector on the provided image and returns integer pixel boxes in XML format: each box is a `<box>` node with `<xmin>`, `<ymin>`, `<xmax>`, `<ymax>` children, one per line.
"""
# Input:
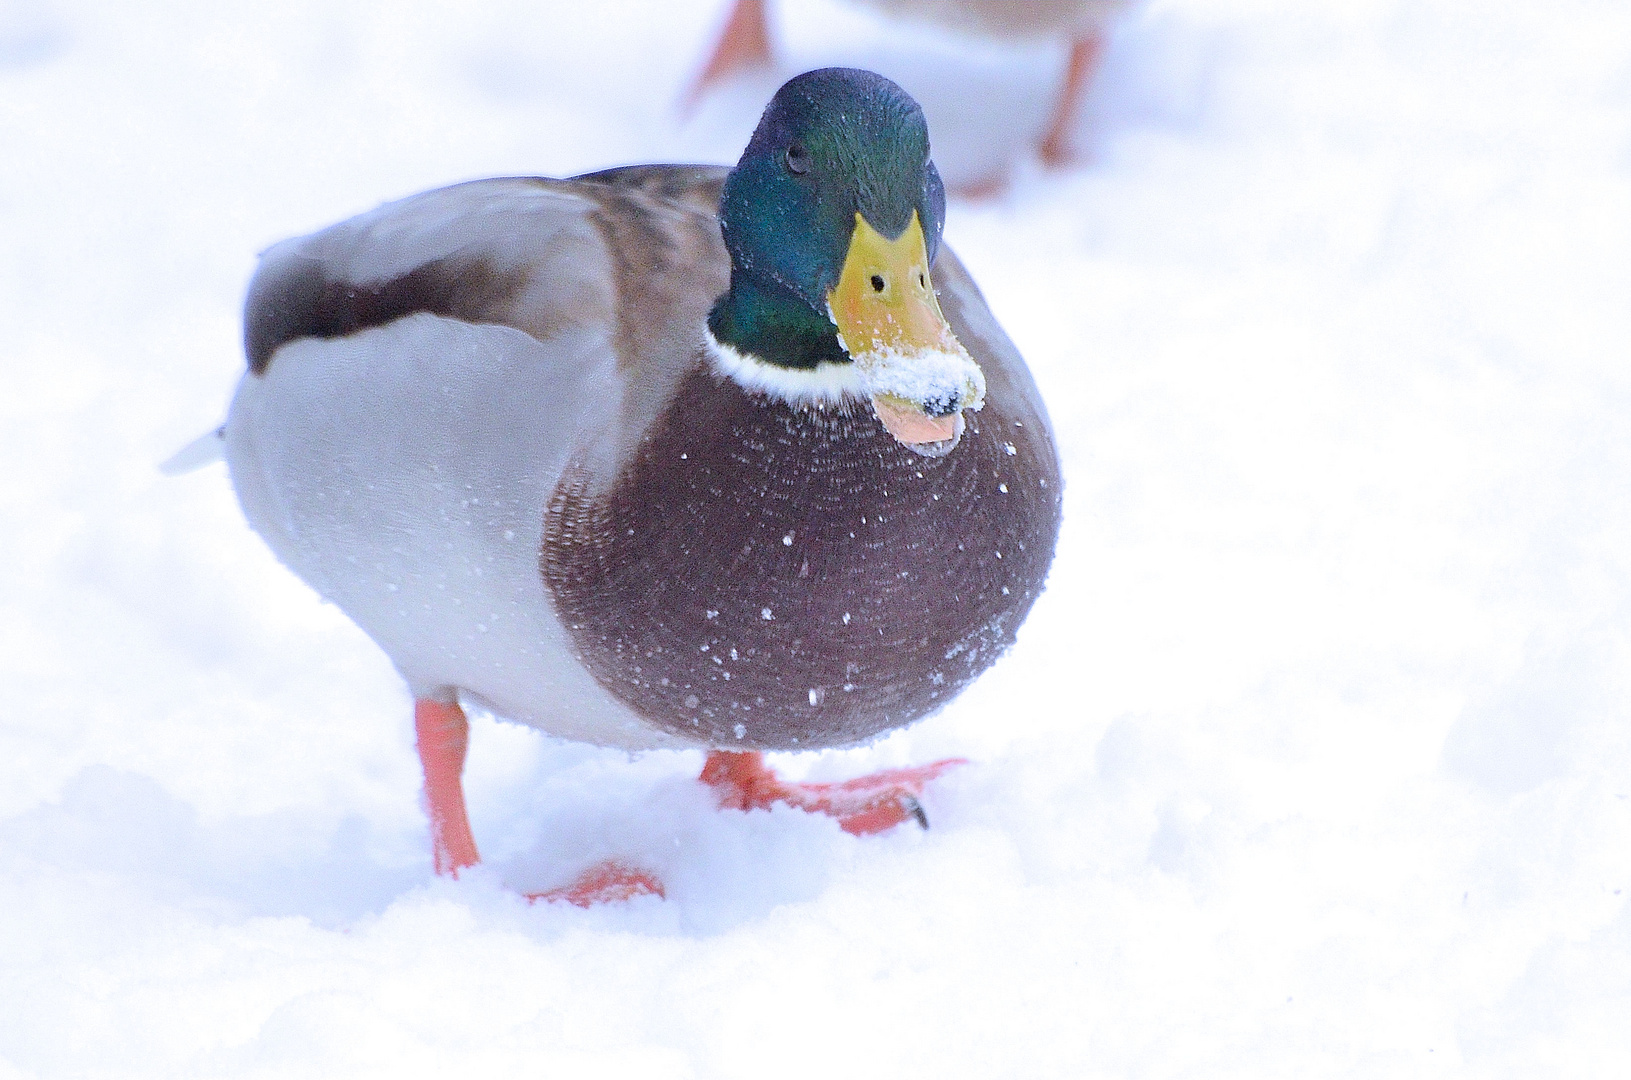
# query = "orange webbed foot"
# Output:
<box><xmin>701</xmin><ymin>750</ymin><xmax>967</xmax><ymax>835</ymax></box>
<box><xmin>527</xmin><ymin>860</ymin><xmax>666</xmax><ymax>907</ymax></box>
<box><xmin>949</xmin><ymin>169</ymin><xmax>1015</xmax><ymax>202</ymax></box>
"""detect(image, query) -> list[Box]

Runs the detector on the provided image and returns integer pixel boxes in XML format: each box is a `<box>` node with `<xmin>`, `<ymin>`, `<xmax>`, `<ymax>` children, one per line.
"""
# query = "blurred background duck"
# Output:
<box><xmin>684</xmin><ymin>0</ymin><xmax>1135</xmax><ymax>179</ymax></box>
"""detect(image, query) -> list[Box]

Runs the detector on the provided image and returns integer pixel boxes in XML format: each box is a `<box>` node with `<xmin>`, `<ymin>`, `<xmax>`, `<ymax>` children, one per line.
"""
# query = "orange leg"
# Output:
<box><xmin>413</xmin><ymin>697</ymin><xmax>663</xmax><ymax>905</ymax></box>
<box><xmin>1038</xmin><ymin>29</ymin><xmax>1107</xmax><ymax>168</ymax></box>
<box><xmin>415</xmin><ymin>698</ymin><xmax>480</xmax><ymax>876</ymax></box>
<box><xmin>701</xmin><ymin>750</ymin><xmax>968</xmax><ymax>835</ymax></box>
<box><xmin>681</xmin><ymin>0</ymin><xmax>775</xmax><ymax>113</ymax></box>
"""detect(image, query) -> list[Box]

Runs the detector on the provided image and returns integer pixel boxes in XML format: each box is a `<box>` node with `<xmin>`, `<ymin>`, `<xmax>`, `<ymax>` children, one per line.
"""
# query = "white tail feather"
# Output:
<box><xmin>159</xmin><ymin>426</ymin><xmax>226</xmax><ymax>475</ymax></box>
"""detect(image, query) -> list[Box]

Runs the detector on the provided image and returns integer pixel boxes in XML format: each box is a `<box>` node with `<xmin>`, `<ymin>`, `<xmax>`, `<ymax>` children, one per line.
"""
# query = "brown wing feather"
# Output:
<box><xmin>242</xmin><ymin>169</ymin><xmax>732</xmax><ymax>378</ymax></box>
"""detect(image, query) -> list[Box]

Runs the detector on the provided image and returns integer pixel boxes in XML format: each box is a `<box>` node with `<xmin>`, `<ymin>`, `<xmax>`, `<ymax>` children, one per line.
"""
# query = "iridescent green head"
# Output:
<box><xmin>708</xmin><ymin>68</ymin><xmax>984</xmax><ymax>453</ymax></box>
<box><xmin>709</xmin><ymin>67</ymin><xmax>948</xmax><ymax>369</ymax></box>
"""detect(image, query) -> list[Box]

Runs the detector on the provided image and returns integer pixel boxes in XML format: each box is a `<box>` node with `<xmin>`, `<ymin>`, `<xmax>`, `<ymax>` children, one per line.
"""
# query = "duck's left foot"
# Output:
<box><xmin>701</xmin><ymin>750</ymin><xmax>967</xmax><ymax>835</ymax></box>
<box><xmin>527</xmin><ymin>860</ymin><xmax>666</xmax><ymax>907</ymax></box>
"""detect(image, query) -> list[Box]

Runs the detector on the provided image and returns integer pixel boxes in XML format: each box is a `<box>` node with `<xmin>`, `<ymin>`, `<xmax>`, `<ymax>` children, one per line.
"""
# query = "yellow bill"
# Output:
<box><xmin>826</xmin><ymin>211</ymin><xmax>985</xmax><ymax>452</ymax></box>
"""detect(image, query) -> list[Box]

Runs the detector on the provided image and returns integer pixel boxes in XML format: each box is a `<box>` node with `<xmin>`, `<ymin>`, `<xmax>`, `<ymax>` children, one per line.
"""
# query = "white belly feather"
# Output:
<box><xmin>225</xmin><ymin>312</ymin><xmax>690</xmax><ymax>751</ymax></box>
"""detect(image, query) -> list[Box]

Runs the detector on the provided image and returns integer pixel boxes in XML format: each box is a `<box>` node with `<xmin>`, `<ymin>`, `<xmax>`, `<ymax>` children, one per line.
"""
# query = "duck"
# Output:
<box><xmin>204</xmin><ymin>67</ymin><xmax>1062</xmax><ymax>905</ymax></box>
<box><xmin>684</xmin><ymin>0</ymin><xmax>1133</xmax><ymax>172</ymax></box>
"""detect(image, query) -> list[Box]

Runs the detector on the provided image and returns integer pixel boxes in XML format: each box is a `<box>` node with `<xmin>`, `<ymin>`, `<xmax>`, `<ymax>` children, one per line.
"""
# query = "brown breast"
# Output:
<box><xmin>541</xmin><ymin>361</ymin><xmax>1062</xmax><ymax>750</ymax></box>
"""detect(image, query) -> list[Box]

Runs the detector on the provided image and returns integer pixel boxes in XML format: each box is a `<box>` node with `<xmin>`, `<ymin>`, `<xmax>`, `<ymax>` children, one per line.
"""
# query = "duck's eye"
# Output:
<box><xmin>870</xmin><ymin>274</ymin><xmax>886</xmax><ymax>293</ymax></box>
<box><xmin>785</xmin><ymin>143</ymin><xmax>809</xmax><ymax>175</ymax></box>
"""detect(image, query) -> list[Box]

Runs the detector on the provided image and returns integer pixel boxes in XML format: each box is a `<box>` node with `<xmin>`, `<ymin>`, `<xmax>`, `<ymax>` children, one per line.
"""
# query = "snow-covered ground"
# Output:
<box><xmin>4</xmin><ymin>0</ymin><xmax>1630</xmax><ymax>1074</ymax></box>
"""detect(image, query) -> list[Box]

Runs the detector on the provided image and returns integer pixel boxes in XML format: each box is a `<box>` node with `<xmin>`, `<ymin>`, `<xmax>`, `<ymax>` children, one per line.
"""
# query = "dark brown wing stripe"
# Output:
<box><xmin>244</xmin><ymin>253</ymin><xmax>529</xmax><ymax>374</ymax></box>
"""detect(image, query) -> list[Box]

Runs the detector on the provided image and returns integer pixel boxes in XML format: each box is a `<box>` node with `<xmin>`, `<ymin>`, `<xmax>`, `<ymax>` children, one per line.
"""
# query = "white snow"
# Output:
<box><xmin>855</xmin><ymin>342</ymin><xmax>987</xmax><ymax>413</ymax></box>
<box><xmin>4</xmin><ymin>0</ymin><xmax>1631</xmax><ymax>1075</ymax></box>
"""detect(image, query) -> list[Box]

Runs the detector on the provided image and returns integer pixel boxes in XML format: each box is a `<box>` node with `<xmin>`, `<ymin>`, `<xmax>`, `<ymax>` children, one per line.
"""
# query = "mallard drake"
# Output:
<box><xmin>213</xmin><ymin>68</ymin><xmax>1061</xmax><ymax>904</ymax></box>
<box><xmin>686</xmin><ymin>0</ymin><xmax>1132</xmax><ymax>168</ymax></box>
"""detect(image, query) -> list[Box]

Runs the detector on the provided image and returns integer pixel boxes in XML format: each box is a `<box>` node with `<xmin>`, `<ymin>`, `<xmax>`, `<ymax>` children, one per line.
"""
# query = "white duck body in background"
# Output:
<box><xmin>686</xmin><ymin>0</ymin><xmax>1135</xmax><ymax>171</ymax></box>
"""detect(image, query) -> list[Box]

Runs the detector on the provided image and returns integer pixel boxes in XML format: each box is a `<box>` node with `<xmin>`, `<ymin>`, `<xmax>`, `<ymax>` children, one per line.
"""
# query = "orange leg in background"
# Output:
<box><xmin>413</xmin><ymin>697</ymin><xmax>663</xmax><ymax>905</ymax></box>
<box><xmin>1038</xmin><ymin>30</ymin><xmax>1107</xmax><ymax>168</ymax></box>
<box><xmin>701</xmin><ymin>750</ymin><xmax>968</xmax><ymax>835</ymax></box>
<box><xmin>681</xmin><ymin>0</ymin><xmax>775</xmax><ymax>113</ymax></box>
